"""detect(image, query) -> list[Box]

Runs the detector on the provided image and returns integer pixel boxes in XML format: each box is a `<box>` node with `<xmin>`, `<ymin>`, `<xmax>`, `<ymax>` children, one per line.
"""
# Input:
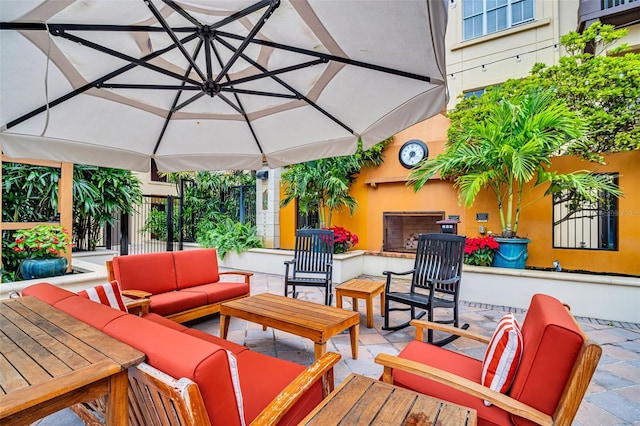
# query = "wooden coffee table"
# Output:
<box><xmin>220</xmin><ymin>293</ymin><xmax>360</xmax><ymax>360</ymax></box>
<box><xmin>0</xmin><ymin>297</ymin><xmax>145</xmax><ymax>426</ymax></box>
<box><xmin>300</xmin><ymin>373</ymin><xmax>477</xmax><ymax>425</ymax></box>
<box><xmin>335</xmin><ymin>279</ymin><xmax>385</xmax><ymax>328</ymax></box>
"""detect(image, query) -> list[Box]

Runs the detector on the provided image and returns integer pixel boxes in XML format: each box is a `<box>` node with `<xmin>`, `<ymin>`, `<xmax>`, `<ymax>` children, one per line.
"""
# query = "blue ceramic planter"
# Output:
<box><xmin>492</xmin><ymin>238</ymin><xmax>530</xmax><ymax>269</ymax></box>
<box><xmin>20</xmin><ymin>257</ymin><xmax>68</xmax><ymax>280</ymax></box>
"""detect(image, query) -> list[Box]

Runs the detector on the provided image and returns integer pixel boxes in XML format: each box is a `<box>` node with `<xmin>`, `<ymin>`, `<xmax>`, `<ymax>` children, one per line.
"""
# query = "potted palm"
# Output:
<box><xmin>10</xmin><ymin>224</ymin><xmax>71</xmax><ymax>279</ymax></box>
<box><xmin>409</xmin><ymin>89</ymin><xmax>620</xmax><ymax>269</ymax></box>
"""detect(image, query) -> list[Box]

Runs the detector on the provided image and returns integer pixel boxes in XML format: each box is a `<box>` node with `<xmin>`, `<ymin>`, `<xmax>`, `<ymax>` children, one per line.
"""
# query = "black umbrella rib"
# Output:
<box><xmin>155</xmin><ymin>39</ymin><xmax>204</xmax><ymax>155</ymax></box>
<box><xmin>215</xmin><ymin>35</ymin><xmax>353</xmax><ymax>135</ymax></box>
<box><xmin>209</xmin><ymin>0</ymin><xmax>277</xmax><ymax>31</ymax></box>
<box><xmin>223</xmin><ymin>88</ymin><xmax>297</xmax><ymax>99</ymax></box>
<box><xmin>217</xmin><ymin>31</ymin><xmax>434</xmax><ymax>83</ymax></box>
<box><xmin>0</xmin><ymin>22</ymin><xmax>192</xmax><ymax>32</ymax></box>
<box><xmin>146</xmin><ymin>0</ymin><xmax>206</xmax><ymax>81</ymax></box>
<box><xmin>210</xmin><ymin>38</ymin><xmax>264</xmax><ymax>157</ymax></box>
<box><xmin>173</xmin><ymin>92</ymin><xmax>205</xmax><ymax>112</ymax></box>
<box><xmin>219</xmin><ymin>59</ymin><xmax>327</xmax><ymax>88</ymax></box>
<box><xmin>5</xmin><ymin>33</ymin><xmax>199</xmax><ymax>130</ymax></box>
<box><xmin>55</xmin><ymin>30</ymin><xmax>202</xmax><ymax>87</ymax></box>
<box><xmin>159</xmin><ymin>0</ymin><xmax>202</xmax><ymax>28</ymax></box>
<box><xmin>214</xmin><ymin>1</ymin><xmax>279</xmax><ymax>85</ymax></box>
<box><xmin>100</xmin><ymin>84</ymin><xmax>201</xmax><ymax>90</ymax></box>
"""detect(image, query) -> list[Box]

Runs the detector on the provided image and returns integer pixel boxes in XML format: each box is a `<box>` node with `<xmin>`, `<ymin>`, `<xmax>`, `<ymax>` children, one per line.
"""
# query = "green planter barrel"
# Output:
<box><xmin>492</xmin><ymin>238</ymin><xmax>530</xmax><ymax>269</ymax></box>
<box><xmin>20</xmin><ymin>257</ymin><xmax>68</xmax><ymax>280</ymax></box>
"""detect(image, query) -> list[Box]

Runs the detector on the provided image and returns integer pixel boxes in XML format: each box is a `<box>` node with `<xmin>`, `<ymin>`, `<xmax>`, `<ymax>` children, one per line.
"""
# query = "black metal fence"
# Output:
<box><xmin>102</xmin><ymin>183</ymin><xmax>256</xmax><ymax>256</ymax></box>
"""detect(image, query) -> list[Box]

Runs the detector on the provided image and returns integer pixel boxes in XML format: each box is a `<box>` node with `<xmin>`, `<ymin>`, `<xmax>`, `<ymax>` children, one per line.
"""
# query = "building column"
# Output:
<box><xmin>255</xmin><ymin>167</ymin><xmax>280</xmax><ymax>248</ymax></box>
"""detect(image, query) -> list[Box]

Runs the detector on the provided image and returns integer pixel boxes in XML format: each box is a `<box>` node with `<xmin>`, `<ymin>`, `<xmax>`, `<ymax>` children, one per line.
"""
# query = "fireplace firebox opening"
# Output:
<box><xmin>383</xmin><ymin>211</ymin><xmax>445</xmax><ymax>253</ymax></box>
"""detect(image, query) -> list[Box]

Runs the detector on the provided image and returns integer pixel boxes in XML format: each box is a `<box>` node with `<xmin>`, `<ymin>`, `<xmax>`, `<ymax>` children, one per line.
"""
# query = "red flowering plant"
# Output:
<box><xmin>10</xmin><ymin>225</ymin><xmax>71</xmax><ymax>259</ymax></box>
<box><xmin>464</xmin><ymin>235</ymin><xmax>500</xmax><ymax>266</ymax></box>
<box><xmin>329</xmin><ymin>225</ymin><xmax>359</xmax><ymax>254</ymax></box>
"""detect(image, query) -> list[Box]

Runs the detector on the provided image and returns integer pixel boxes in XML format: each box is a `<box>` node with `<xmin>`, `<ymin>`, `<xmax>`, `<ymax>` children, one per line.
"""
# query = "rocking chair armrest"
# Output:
<box><xmin>410</xmin><ymin>319</ymin><xmax>491</xmax><ymax>344</ymax></box>
<box><xmin>382</xmin><ymin>269</ymin><xmax>415</xmax><ymax>277</ymax></box>
<box><xmin>219</xmin><ymin>271</ymin><xmax>253</xmax><ymax>284</ymax></box>
<box><xmin>251</xmin><ymin>352</ymin><xmax>341</xmax><ymax>425</ymax></box>
<box><xmin>121</xmin><ymin>289</ymin><xmax>152</xmax><ymax>299</ymax></box>
<box><xmin>374</xmin><ymin>354</ymin><xmax>553</xmax><ymax>426</ymax></box>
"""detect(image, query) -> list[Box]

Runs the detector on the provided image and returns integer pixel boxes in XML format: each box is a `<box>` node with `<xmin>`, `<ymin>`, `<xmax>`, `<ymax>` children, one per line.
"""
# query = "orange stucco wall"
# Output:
<box><xmin>279</xmin><ymin>115</ymin><xmax>640</xmax><ymax>275</ymax></box>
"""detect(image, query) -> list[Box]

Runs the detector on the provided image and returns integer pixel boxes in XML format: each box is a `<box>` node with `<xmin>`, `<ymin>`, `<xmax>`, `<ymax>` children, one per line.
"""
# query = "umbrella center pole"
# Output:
<box><xmin>202</xmin><ymin>80</ymin><xmax>221</xmax><ymax>97</ymax></box>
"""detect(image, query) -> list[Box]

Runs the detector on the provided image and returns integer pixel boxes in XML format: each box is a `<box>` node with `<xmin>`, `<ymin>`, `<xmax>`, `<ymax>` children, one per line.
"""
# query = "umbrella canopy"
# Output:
<box><xmin>0</xmin><ymin>0</ymin><xmax>448</xmax><ymax>172</ymax></box>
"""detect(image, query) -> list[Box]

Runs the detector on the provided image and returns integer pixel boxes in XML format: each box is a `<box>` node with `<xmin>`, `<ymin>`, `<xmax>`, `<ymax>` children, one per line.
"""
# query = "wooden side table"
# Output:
<box><xmin>335</xmin><ymin>279</ymin><xmax>385</xmax><ymax>328</ymax></box>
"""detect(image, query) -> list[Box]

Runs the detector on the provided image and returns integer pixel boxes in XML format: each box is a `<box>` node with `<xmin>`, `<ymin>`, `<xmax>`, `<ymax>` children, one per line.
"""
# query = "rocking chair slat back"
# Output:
<box><xmin>293</xmin><ymin>229</ymin><xmax>334</xmax><ymax>275</ymax></box>
<box><xmin>412</xmin><ymin>234</ymin><xmax>465</xmax><ymax>295</ymax></box>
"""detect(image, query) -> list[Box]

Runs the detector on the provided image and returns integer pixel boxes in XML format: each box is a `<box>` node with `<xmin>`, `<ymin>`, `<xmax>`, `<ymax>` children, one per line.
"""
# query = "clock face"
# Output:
<box><xmin>399</xmin><ymin>140</ymin><xmax>428</xmax><ymax>169</ymax></box>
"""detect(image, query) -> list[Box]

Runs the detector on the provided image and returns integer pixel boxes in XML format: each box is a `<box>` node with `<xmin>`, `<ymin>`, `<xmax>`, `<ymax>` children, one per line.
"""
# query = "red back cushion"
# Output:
<box><xmin>481</xmin><ymin>313</ymin><xmax>523</xmax><ymax>405</ymax></box>
<box><xmin>510</xmin><ymin>294</ymin><xmax>585</xmax><ymax>426</ymax></box>
<box><xmin>112</xmin><ymin>252</ymin><xmax>177</xmax><ymax>294</ymax></box>
<box><xmin>78</xmin><ymin>281</ymin><xmax>128</xmax><ymax>312</ymax></box>
<box><xmin>173</xmin><ymin>249</ymin><xmax>220</xmax><ymax>290</ymax></box>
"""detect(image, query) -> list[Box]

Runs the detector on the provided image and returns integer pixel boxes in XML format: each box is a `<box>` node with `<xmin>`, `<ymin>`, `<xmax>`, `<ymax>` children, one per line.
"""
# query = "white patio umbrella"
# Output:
<box><xmin>0</xmin><ymin>0</ymin><xmax>448</xmax><ymax>172</ymax></box>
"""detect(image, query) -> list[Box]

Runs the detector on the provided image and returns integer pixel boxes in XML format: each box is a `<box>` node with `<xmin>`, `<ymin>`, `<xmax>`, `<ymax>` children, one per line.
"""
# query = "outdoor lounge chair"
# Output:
<box><xmin>375</xmin><ymin>293</ymin><xmax>602</xmax><ymax>426</ymax></box>
<box><xmin>284</xmin><ymin>229</ymin><xmax>334</xmax><ymax>305</ymax></box>
<box><xmin>382</xmin><ymin>233</ymin><xmax>468</xmax><ymax>346</ymax></box>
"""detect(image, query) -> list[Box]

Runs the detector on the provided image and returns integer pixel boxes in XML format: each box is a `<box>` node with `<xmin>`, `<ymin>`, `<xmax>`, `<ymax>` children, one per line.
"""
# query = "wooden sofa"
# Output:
<box><xmin>22</xmin><ymin>283</ymin><xmax>340</xmax><ymax>425</ymax></box>
<box><xmin>375</xmin><ymin>293</ymin><xmax>602</xmax><ymax>426</ymax></box>
<box><xmin>108</xmin><ymin>249</ymin><xmax>251</xmax><ymax>323</ymax></box>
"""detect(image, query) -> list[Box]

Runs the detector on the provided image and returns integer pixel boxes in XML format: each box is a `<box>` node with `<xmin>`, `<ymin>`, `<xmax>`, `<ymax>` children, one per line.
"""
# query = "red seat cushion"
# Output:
<box><xmin>143</xmin><ymin>312</ymin><xmax>248</xmax><ymax>355</ymax></box>
<box><xmin>148</xmin><ymin>290</ymin><xmax>208</xmax><ymax>317</ymax></box>
<box><xmin>509</xmin><ymin>294</ymin><xmax>585</xmax><ymax>426</ymax></box>
<box><xmin>22</xmin><ymin>282</ymin><xmax>76</xmax><ymax>305</ymax></box>
<box><xmin>181</xmin><ymin>282</ymin><xmax>250</xmax><ymax>304</ymax></box>
<box><xmin>173</xmin><ymin>249</ymin><xmax>220</xmax><ymax>290</ymax></box>
<box><xmin>392</xmin><ymin>341</ymin><xmax>512</xmax><ymax>426</ymax></box>
<box><xmin>235</xmin><ymin>350</ymin><xmax>323</xmax><ymax>425</ymax></box>
<box><xmin>112</xmin><ymin>252</ymin><xmax>177</xmax><ymax>294</ymax></box>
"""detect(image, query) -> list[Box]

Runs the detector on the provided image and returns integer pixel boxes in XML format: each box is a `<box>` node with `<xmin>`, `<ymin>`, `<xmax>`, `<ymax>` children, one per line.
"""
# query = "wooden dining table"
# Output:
<box><xmin>300</xmin><ymin>373</ymin><xmax>477</xmax><ymax>425</ymax></box>
<box><xmin>0</xmin><ymin>296</ymin><xmax>145</xmax><ymax>426</ymax></box>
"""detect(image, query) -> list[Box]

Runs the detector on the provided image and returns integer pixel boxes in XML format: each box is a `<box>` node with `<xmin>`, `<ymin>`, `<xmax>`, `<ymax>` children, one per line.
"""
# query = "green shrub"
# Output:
<box><xmin>196</xmin><ymin>218</ymin><xmax>262</xmax><ymax>258</ymax></box>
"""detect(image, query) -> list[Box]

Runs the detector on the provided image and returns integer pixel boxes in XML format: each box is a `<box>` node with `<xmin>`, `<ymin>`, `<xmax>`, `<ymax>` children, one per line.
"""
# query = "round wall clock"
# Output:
<box><xmin>399</xmin><ymin>139</ymin><xmax>428</xmax><ymax>169</ymax></box>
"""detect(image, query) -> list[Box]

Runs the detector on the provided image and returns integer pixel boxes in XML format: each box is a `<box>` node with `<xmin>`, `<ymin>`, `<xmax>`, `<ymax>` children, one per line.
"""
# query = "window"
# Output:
<box><xmin>463</xmin><ymin>0</ymin><xmax>534</xmax><ymax>41</ymax></box>
<box><xmin>552</xmin><ymin>175</ymin><xmax>618</xmax><ymax>250</ymax></box>
<box><xmin>463</xmin><ymin>88</ymin><xmax>486</xmax><ymax>99</ymax></box>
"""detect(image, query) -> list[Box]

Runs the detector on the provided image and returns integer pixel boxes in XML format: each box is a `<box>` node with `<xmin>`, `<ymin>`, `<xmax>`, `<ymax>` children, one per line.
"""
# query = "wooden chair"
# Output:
<box><xmin>382</xmin><ymin>233</ymin><xmax>468</xmax><ymax>346</ymax></box>
<box><xmin>72</xmin><ymin>352</ymin><xmax>341</xmax><ymax>426</ymax></box>
<box><xmin>375</xmin><ymin>295</ymin><xmax>602</xmax><ymax>426</ymax></box>
<box><xmin>284</xmin><ymin>229</ymin><xmax>334</xmax><ymax>305</ymax></box>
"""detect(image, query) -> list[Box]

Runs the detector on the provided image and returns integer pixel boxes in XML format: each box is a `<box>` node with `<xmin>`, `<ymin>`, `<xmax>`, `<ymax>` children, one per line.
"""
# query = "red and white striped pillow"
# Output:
<box><xmin>481</xmin><ymin>313</ymin><xmax>523</xmax><ymax>406</ymax></box>
<box><xmin>78</xmin><ymin>281</ymin><xmax>128</xmax><ymax>312</ymax></box>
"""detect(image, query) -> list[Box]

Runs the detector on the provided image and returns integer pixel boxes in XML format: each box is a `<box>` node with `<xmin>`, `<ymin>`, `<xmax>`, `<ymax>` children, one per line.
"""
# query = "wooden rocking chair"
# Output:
<box><xmin>382</xmin><ymin>233</ymin><xmax>468</xmax><ymax>346</ymax></box>
<box><xmin>284</xmin><ymin>229</ymin><xmax>335</xmax><ymax>305</ymax></box>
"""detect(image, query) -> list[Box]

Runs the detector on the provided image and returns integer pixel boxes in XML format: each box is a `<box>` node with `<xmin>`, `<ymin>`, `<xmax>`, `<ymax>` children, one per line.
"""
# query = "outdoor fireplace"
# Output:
<box><xmin>383</xmin><ymin>211</ymin><xmax>445</xmax><ymax>252</ymax></box>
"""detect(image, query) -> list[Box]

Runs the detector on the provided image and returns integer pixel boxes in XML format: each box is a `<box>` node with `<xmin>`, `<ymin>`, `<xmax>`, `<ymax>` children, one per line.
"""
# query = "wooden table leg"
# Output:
<box><xmin>220</xmin><ymin>314</ymin><xmax>230</xmax><ymax>339</ymax></box>
<box><xmin>352</xmin><ymin>297</ymin><xmax>358</xmax><ymax>311</ymax></box>
<box><xmin>365</xmin><ymin>295</ymin><xmax>374</xmax><ymax>328</ymax></box>
<box><xmin>106</xmin><ymin>370</ymin><xmax>129</xmax><ymax>426</ymax></box>
<box><xmin>349</xmin><ymin>324</ymin><xmax>359</xmax><ymax>359</ymax></box>
<box><xmin>314</xmin><ymin>342</ymin><xmax>327</xmax><ymax>360</ymax></box>
<box><xmin>380</xmin><ymin>291</ymin><xmax>385</xmax><ymax>317</ymax></box>
<box><xmin>336</xmin><ymin>292</ymin><xmax>343</xmax><ymax>309</ymax></box>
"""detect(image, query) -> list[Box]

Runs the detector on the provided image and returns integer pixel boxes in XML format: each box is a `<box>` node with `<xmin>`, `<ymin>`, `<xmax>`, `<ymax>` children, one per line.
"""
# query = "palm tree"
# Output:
<box><xmin>409</xmin><ymin>89</ymin><xmax>620</xmax><ymax>237</ymax></box>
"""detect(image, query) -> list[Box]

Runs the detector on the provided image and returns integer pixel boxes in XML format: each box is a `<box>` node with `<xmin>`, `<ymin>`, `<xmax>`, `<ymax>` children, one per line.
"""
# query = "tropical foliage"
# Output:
<box><xmin>280</xmin><ymin>138</ymin><xmax>391</xmax><ymax>227</ymax></box>
<box><xmin>197</xmin><ymin>217</ymin><xmax>262</xmax><ymax>258</ymax></box>
<box><xmin>450</xmin><ymin>23</ymin><xmax>639</xmax><ymax>159</ymax></box>
<box><xmin>409</xmin><ymin>89</ymin><xmax>621</xmax><ymax>237</ymax></box>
